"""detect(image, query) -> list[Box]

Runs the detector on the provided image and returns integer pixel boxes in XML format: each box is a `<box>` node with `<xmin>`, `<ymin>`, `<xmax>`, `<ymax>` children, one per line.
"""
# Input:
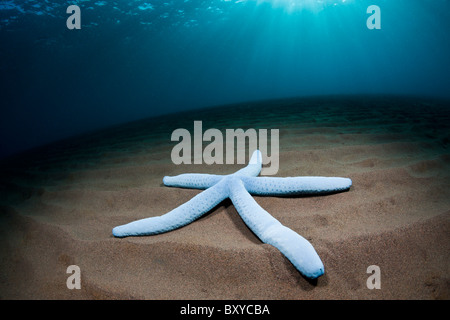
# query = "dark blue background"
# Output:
<box><xmin>1</xmin><ymin>0</ymin><xmax>449</xmax><ymax>158</ymax></box>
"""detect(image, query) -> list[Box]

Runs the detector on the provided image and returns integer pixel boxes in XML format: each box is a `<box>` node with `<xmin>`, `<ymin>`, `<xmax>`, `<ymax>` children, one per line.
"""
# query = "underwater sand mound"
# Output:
<box><xmin>0</xmin><ymin>95</ymin><xmax>449</xmax><ymax>299</ymax></box>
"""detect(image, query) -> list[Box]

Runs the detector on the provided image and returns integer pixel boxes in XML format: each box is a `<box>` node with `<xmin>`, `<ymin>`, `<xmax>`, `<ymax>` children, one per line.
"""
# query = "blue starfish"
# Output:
<box><xmin>113</xmin><ymin>150</ymin><xmax>352</xmax><ymax>279</ymax></box>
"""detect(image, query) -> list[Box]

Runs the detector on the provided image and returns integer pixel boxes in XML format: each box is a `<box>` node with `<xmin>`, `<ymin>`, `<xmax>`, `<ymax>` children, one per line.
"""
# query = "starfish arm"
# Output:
<box><xmin>228</xmin><ymin>177</ymin><xmax>324</xmax><ymax>279</ymax></box>
<box><xmin>241</xmin><ymin>176</ymin><xmax>352</xmax><ymax>196</ymax></box>
<box><xmin>112</xmin><ymin>180</ymin><xmax>228</xmax><ymax>237</ymax></box>
<box><xmin>163</xmin><ymin>173</ymin><xmax>223</xmax><ymax>189</ymax></box>
<box><xmin>162</xmin><ymin>150</ymin><xmax>263</xmax><ymax>189</ymax></box>
<box><xmin>233</xmin><ymin>149</ymin><xmax>262</xmax><ymax>177</ymax></box>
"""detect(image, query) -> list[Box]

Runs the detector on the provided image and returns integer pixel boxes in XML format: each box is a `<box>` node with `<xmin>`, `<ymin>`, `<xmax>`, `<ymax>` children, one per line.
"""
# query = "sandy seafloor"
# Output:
<box><xmin>0</xmin><ymin>95</ymin><xmax>449</xmax><ymax>299</ymax></box>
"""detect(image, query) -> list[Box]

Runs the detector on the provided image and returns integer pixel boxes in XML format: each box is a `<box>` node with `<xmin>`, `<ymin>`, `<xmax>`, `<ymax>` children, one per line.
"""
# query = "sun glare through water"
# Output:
<box><xmin>249</xmin><ymin>0</ymin><xmax>353</xmax><ymax>12</ymax></box>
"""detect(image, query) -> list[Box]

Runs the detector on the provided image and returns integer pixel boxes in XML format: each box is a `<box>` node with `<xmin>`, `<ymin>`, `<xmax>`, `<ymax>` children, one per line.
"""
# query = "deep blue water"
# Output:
<box><xmin>1</xmin><ymin>0</ymin><xmax>450</xmax><ymax>159</ymax></box>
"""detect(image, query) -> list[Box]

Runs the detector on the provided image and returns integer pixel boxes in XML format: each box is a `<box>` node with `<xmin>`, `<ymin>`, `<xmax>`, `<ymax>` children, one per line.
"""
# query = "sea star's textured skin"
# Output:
<box><xmin>113</xmin><ymin>150</ymin><xmax>352</xmax><ymax>279</ymax></box>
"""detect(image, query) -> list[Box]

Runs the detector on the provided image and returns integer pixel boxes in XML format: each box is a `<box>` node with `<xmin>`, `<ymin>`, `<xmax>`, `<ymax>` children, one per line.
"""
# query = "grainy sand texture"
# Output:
<box><xmin>1</xmin><ymin>96</ymin><xmax>449</xmax><ymax>299</ymax></box>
